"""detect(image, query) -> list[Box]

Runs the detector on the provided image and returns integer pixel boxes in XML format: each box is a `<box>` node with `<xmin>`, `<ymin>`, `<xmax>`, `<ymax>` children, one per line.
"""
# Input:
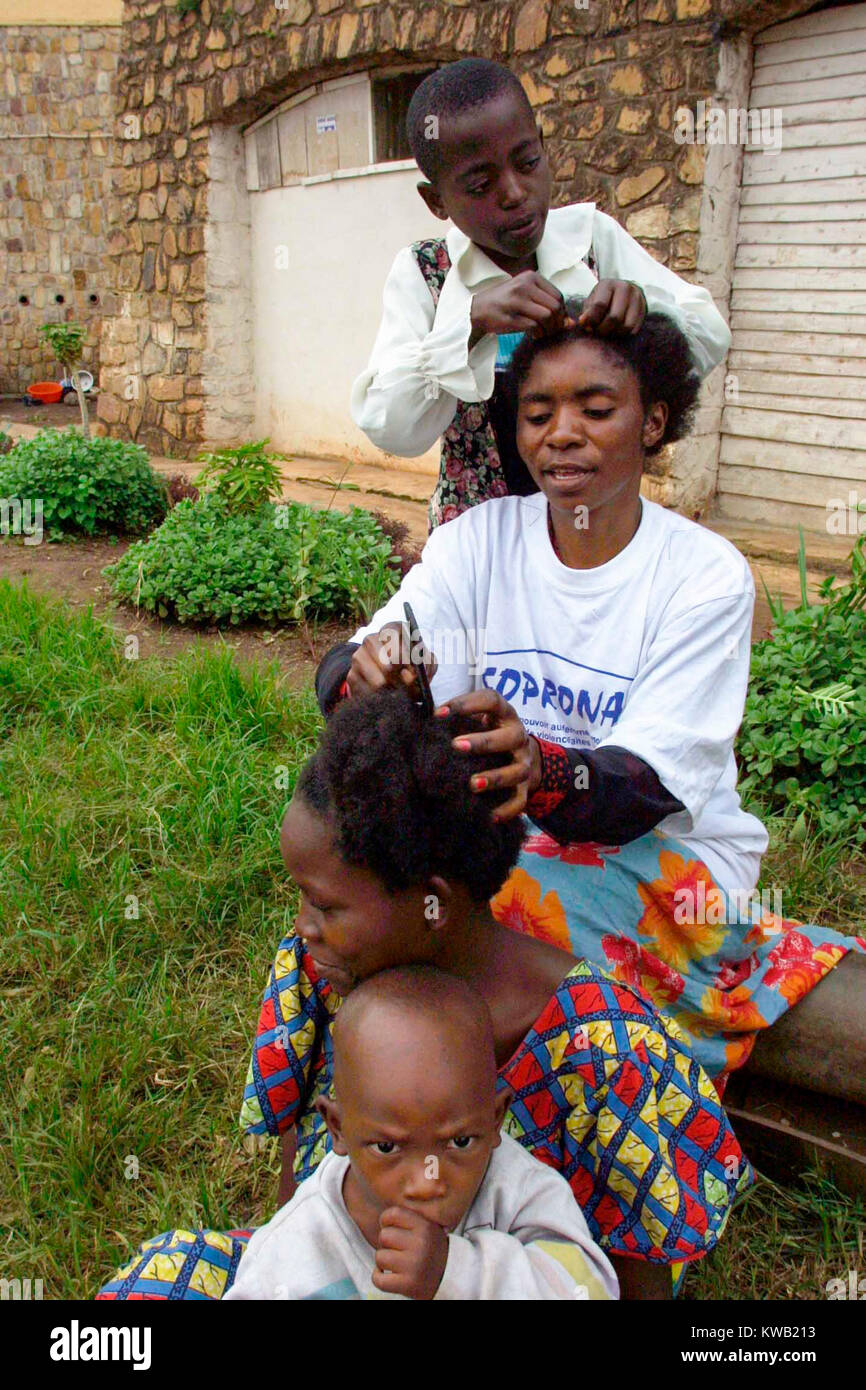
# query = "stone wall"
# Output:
<box><xmin>100</xmin><ymin>0</ymin><xmax>821</xmax><ymax>503</ymax></box>
<box><xmin>0</xmin><ymin>23</ymin><xmax>120</xmax><ymax>393</ymax></box>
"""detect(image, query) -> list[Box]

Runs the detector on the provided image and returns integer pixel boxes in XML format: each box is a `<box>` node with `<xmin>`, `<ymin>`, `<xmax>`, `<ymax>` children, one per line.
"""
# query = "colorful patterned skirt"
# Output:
<box><xmin>98</xmin><ymin>825</ymin><xmax>863</xmax><ymax>1301</ymax></box>
<box><xmin>98</xmin><ymin>1229</ymin><xmax>252</xmax><ymax>1300</ymax></box>
<box><xmin>491</xmin><ymin>826</ymin><xmax>866</xmax><ymax>1080</ymax></box>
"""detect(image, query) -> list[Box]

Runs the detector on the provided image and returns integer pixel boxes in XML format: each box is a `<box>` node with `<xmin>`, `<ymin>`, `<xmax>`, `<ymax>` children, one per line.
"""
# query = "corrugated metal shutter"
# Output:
<box><xmin>717</xmin><ymin>3</ymin><xmax>866</xmax><ymax>532</ymax></box>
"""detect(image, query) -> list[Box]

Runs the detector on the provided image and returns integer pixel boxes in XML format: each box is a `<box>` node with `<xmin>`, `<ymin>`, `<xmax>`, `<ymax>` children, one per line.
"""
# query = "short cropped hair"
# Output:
<box><xmin>296</xmin><ymin>690</ymin><xmax>526</xmax><ymax>901</ymax></box>
<box><xmin>334</xmin><ymin>965</ymin><xmax>494</xmax><ymax>1059</ymax></box>
<box><xmin>407</xmin><ymin>58</ymin><xmax>533</xmax><ymax>183</ymax></box>
<box><xmin>506</xmin><ymin>299</ymin><xmax>701</xmax><ymax>455</ymax></box>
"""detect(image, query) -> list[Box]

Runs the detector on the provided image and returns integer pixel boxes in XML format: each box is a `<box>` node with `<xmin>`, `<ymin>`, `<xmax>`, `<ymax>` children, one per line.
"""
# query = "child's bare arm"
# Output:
<box><xmin>609</xmin><ymin>1253</ymin><xmax>673</xmax><ymax>1301</ymax></box>
<box><xmin>278</xmin><ymin>1130</ymin><xmax>297</xmax><ymax>1208</ymax></box>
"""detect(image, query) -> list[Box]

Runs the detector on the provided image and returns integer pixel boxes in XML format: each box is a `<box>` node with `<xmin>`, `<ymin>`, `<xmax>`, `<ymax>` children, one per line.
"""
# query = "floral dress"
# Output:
<box><xmin>411</xmin><ymin>238</ymin><xmax>509</xmax><ymax>531</ymax></box>
<box><xmin>495</xmin><ymin>825</ymin><xmax>866</xmax><ymax>1081</ymax></box>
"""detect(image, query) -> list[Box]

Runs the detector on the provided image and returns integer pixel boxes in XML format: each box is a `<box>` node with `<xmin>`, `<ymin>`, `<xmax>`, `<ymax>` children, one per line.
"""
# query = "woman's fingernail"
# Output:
<box><xmin>455</xmin><ymin>738</ymin><xmax>471</xmax><ymax>751</ymax></box>
<box><xmin>473</xmin><ymin>776</ymin><xmax>488</xmax><ymax>791</ymax></box>
<box><xmin>435</xmin><ymin>706</ymin><xmax>449</xmax><ymax>717</ymax></box>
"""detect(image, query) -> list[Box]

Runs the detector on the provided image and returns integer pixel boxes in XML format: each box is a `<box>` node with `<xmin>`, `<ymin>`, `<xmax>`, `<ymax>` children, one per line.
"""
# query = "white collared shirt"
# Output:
<box><xmin>350</xmin><ymin>202</ymin><xmax>731</xmax><ymax>458</ymax></box>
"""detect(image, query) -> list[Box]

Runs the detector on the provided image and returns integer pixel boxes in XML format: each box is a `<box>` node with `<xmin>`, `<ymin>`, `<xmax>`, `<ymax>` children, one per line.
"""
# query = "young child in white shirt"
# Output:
<box><xmin>225</xmin><ymin>965</ymin><xmax>618</xmax><ymax>1301</ymax></box>
<box><xmin>351</xmin><ymin>57</ymin><xmax>731</xmax><ymax>527</ymax></box>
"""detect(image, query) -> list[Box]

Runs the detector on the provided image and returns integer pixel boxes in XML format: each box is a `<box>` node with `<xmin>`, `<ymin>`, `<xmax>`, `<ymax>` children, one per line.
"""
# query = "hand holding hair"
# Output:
<box><xmin>346</xmin><ymin>623</ymin><xmax>438</xmax><ymax>702</ymax></box>
<box><xmin>578</xmin><ymin>279</ymin><xmax>647</xmax><ymax>336</ymax></box>
<box><xmin>469</xmin><ymin>270</ymin><xmax>571</xmax><ymax>344</ymax></box>
<box><xmin>437</xmin><ymin>689</ymin><xmax>543</xmax><ymax>821</ymax></box>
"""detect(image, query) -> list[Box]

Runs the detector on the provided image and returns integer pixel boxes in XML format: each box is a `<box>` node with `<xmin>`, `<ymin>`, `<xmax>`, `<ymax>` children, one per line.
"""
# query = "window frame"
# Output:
<box><xmin>243</xmin><ymin>64</ymin><xmax>436</xmax><ymax>191</ymax></box>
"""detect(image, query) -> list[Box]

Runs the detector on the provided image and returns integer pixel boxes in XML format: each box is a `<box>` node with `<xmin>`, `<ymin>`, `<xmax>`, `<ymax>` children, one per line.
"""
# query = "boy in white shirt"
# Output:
<box><xmin>225</xmin><ymin>965</ymin><xmax>618</xmax><ymax>1301</ymax></box>
<box><xmin>351</xmin><ymin>57</ymin><xmax>730</xmax><ymax>527</ymax></box>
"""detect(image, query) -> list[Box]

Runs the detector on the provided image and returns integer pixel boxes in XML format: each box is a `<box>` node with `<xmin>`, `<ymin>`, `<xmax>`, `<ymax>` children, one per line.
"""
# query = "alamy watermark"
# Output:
<box><xmin>378</xmin><ymin>625</ymin><xmax>488</xmax><ymax>679</ymax></box>
<box><xmin>826</xmin><ymin>1269</ymin><xmax>866</xmax><ymax>1299</ymax></box>
<box><xmin>0</xmin><ymin>1277</ymin><xmax>43</xmax><ymax>1300</ymax></box>
<box><xmin>0</xmin><ymin>497</ymin><xmax>43</xmax><ymax>545</ymax></box>
<box><xmin>826</xmin><ymin>489</ymin><xmax>866</xmax><ymax>536</ymax></box>
<box><xmin>675</xmin><ymin>101</ymin><xmax>782</xmax><ymax>153</ymax></box>
<box><xmin>674</xmin><ymin>883</ymin><xmax>783</xmax><ymax>927</ymax></box>
<box><xmin>50</xmin><ymin>1321</ymin><xmax>151</xmax><ymax>1370</ymax></box>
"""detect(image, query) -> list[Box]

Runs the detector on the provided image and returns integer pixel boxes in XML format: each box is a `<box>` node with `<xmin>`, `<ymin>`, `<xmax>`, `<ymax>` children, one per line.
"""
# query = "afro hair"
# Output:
<box><xmin>505</xmin><ymin>298</ymin><xmax>701</xmax><ymax>455</ymax></box>
<box><xmin>296</xmin><ymin>689</ymin><xmax>526</xmax><ymax>902</ymax></box>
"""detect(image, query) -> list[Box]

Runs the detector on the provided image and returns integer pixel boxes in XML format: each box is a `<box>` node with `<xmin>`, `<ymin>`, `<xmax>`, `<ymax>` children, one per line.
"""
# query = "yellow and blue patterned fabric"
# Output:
<box><xmin>98</xmin><ymin>932</ymin><xmax>751</xmax><ymax>1299</ymax></box>
<box><xmin>99</xmin><ymin>1229</ymin><xmax>251</xmax><ymax>1301</ymax></box>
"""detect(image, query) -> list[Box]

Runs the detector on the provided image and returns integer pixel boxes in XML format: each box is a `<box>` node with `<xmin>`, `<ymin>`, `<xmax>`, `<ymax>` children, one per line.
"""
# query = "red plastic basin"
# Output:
<box><xmin>28</xmin><ymin>381</ymin><xmax>64</xmax><ymax>404</ymax></box>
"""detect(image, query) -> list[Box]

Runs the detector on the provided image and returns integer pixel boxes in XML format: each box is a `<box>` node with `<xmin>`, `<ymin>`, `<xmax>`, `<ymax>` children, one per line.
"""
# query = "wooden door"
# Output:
<box><xmin>717</xmin><ymin>3</ymin><xmax>866</xmax><ymax>533</ymax></box>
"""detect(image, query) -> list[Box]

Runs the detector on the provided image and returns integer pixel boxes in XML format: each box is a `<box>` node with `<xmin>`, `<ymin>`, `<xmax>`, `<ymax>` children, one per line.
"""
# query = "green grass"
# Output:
<box><xmin>683</xmin><ymin>1174</ymin><xmax>865</xmax><ymax>1301</ymax></box>
<box><xmin>0</xmin><ymin>578</ymin><xmax>320</xmax><ymax>1296</ymax></box>
<box><xmin>0</xmin><ymin>576</ymin><xmax>863</xmax><ymax>1300</ymax></box>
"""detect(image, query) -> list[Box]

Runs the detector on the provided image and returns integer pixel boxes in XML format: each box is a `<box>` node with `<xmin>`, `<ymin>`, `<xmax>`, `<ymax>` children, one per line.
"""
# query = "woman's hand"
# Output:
<box><xmin>346</xmin><ymin>622</ymin><xmax>438</xmax><ymax>700</ymax></box>
<box><xmin>578</xmin><ymin>279</ymin><xmax>647</xmax><ymax>335</ymax></box>
<box><xmin>438</xmin><ymin>690</ymin><xmax>542</xmax><ymax>821</ymax></box>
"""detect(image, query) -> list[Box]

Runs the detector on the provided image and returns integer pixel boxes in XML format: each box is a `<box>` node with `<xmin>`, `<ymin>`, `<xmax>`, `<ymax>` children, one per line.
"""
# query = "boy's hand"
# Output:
<box><xmin>469</xmin><ymin>271</ymin><xmax>571</xmax><ymax>348</ymax></box>
<box><xmin>346</xmin><ymin>623</ymin><xmax>438</xmax><ymax>700</ymax></box>
<box><xmin>372</xmin><ymin>1206</ymin><xmax>449</xmax><ymax>1300</ymax></box>
<box><xmin>578</xmin><ymin>279</ymin><xmax>647</xmax><ymax>335</ymax></box>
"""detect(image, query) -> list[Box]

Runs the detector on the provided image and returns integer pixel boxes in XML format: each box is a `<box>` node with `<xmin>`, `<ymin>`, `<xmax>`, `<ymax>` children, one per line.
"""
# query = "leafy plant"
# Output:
<box><xmin>195</xmin><ymin>440</ymin><xmax>285</xmax><ymax>515</ymax></box>
<box><xmin>739</xmin><ymin>531</ymin><xmax>866</xmax><ymax>844</ymax></box>
<box><xmin>0</xmin><ymin>429</ymin><xmax>167</xmax><ymax>539</ymax></box>
<box><xmin>104</xmin><ymin>494</ymin><xmax>400</xmax><ymax>625</ymax></box>
<box><xmin>39</xmin><ymin>322</ymin><xmax>90</xmax><ymax>437</ymax></box>
<box><xmin>0</xmin><ymin>430</ymin><xmax>13</xmax><ymax>456</ymax></box>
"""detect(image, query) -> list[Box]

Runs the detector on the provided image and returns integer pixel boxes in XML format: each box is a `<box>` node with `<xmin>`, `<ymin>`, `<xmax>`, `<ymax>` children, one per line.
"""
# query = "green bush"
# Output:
<box><xmin>0</xmin><ymin>429</ymin><xmax>167</xmax><ymax>538</ymax></box>
<box><xmin>195</xmin><ymin>439</ymin><xmax>285</xmax><ymax>515</ymax></box>
<box><xmin>104</xmin><ymin>494</ymin><xmax>401</xmax><ymax>625</ymax></box>
<box><xmin>739</xmin><ymin>537</ymin><xmax>866</xmax><ymax>844</ymax></box>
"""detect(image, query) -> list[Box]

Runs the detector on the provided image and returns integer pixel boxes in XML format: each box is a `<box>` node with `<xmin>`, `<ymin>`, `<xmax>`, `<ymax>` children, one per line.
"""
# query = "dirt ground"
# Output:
<box><xmin>0</xmin><ymin>399</ymin><xmax>84</xmax><ymax>430</ymax></box>
<box><xmin>0</xmin><ymin>533</ymin><xmax>353</xmax><ymax>690</ymax></box>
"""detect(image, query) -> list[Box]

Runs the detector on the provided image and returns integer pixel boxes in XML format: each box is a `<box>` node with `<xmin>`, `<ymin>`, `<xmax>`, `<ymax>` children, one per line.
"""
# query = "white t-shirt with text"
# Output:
<box><xmin>352</xmin><ymin>494</ymin><xmax>768</xmax><ymax>893</ymax></box>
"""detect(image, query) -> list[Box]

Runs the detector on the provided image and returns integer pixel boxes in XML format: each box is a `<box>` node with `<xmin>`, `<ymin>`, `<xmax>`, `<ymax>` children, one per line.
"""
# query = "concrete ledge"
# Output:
<box><xmin>0</xmin><ymin>0</ymin><xmax>122</xmax><ymax>23</ymax></box>
<box><xmin>705</xmin><ymin>517</ymin><xmax>854</xmax><ymax>578</ymax></box>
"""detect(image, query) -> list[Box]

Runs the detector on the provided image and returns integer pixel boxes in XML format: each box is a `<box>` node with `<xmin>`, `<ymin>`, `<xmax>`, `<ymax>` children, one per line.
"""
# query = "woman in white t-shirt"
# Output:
<box><xmin>316</xmin><ymin>303</ymin><xmax>864</xmax><ymax>1088</ymax></box>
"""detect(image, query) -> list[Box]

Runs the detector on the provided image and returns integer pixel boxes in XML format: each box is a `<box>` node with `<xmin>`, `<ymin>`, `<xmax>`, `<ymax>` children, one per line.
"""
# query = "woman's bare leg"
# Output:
<box><xmin>743</xmin><ymin>953</ymin><xmax>866</xmax><ymax>1105</ymax></box>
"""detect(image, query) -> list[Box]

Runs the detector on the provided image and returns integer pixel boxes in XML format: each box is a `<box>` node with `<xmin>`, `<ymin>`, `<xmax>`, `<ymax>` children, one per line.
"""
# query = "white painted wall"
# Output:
<box><xmin>249</xmin><ymin>164</ymin><xmax>445</xmax><ymax>472</ymax></box>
